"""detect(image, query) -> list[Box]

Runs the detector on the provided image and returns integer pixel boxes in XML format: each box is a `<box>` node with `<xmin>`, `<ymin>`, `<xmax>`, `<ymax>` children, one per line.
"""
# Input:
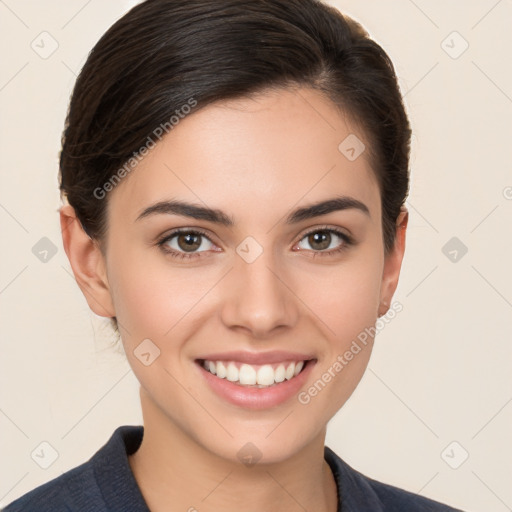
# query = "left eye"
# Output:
<box><xmin>296</xmin><ymin>228</ymin><xmax>351</xmax><ymax>253</ymax></box>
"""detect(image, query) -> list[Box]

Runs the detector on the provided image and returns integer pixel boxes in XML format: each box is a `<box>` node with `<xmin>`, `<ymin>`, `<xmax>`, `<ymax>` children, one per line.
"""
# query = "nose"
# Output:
<box><xmin>219</xmin><ymin>248</ymin><xmax>299</xmax><ymax>338</ymax></box>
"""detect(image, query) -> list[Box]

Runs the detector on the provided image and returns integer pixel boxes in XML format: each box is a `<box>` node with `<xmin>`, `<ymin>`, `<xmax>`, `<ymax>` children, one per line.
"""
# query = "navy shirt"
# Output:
<box><xmin>2</xmin><ymin>425</ymin><xmax>465</xmax><ymax>511</ymax></box>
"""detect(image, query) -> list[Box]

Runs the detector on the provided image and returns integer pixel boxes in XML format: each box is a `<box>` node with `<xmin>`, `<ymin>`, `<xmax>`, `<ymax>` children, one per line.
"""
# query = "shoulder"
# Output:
<box><xmin>364</xmin><ymin>476</ymin><xmax>465</xmax><ymax>511</ymax></box>
<box><xmin>324</xmin><ymin>446</ymin><xmax>466</xmax><ymax>512</ymax></box>
<box><xmin>2</xmin><ymin>425</ymin><xmax>146</xmax><ymax>512</ymax></box>
<box><xmin>1</xmin><ymin>458</ymin><xmax>98</xmax><ymax>512</ymax></box>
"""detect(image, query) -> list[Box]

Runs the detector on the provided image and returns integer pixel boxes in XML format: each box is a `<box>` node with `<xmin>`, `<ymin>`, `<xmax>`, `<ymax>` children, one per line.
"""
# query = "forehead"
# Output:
<box><xmin>107</xmin><ymin>86</ymin><xmax>380</xmax><ymax>228</ymax></box>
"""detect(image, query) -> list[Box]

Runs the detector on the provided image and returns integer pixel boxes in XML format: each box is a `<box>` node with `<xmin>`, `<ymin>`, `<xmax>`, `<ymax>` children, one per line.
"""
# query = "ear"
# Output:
<box><xmin>378</xmin><ymin>207</ymin><xmax>408</xmax><ymax>317</ymax></box>
<box><xmin>59</xmin><ymin>204</ymin><xmax>115</xmax><ymax>318</ymax></box>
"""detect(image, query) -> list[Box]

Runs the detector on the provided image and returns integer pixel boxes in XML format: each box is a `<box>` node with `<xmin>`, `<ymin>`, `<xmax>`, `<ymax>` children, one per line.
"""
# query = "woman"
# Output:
<box><xmin>3</xmin><ymin>0</ymin><xmax>465</xmax><ymax>510</ymax></box>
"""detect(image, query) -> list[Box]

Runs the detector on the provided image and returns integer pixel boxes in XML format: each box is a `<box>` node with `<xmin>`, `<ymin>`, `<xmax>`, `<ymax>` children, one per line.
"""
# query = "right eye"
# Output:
<box><xmin>157</xmin><ymin>228</ymin><xmax>218</xmax><ymax>260</ymax></box>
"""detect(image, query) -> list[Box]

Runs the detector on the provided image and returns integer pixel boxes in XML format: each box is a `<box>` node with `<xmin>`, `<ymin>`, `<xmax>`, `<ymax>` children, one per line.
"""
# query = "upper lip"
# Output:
<box><xmin>196</xmin><ymin>350</ymin><xmax>316</xmax><ymax>365</ymax></box>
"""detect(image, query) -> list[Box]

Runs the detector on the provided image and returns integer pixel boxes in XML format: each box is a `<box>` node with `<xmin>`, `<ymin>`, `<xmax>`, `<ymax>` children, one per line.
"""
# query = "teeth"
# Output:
<box><xmin>216</xmin><ymin>361</ymin><xmax>227</xmax><ymax>378</ymax></box>
<box><xmin>201</xmin><ymin>359</ymin><xmax>307</xmax><ymax>387</ymax></box>
<box><xmin>294</xmin><ymin>360</ymin><xmax>304</xmax><ymax>376</ymax></box>
<box><xmin>257</xmin><ymin>365</ymin><xmax>274</xmax><ymax>386</ymax></box>
<box><xmin>226</xmin><ymin>362</ymin><xmax>238</xmax><ymax>382</ymax></box>
<box><xmin>239</xmin><ymin>364</ymin><xmax>257</xmax><ymax>385</ymax></box>
<box><xmin>274</xmin><ymin>364</ymin><xmax>285</xmax><ymax>383</ymax></box>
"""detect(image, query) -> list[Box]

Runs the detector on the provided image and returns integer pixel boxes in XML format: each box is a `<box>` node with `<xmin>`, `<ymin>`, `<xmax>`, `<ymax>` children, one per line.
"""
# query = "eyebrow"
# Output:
<box><xmin>135</xmin><ymin>195</ymin><xmax>370</xmax><ymax>226</ymax></box>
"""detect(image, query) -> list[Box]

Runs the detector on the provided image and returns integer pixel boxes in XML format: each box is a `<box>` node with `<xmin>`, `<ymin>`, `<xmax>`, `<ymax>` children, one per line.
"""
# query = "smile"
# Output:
<box><xmin>198</xmin><ymin>359</ymin><xmax>309</xmax><ymax>388</ymax></box>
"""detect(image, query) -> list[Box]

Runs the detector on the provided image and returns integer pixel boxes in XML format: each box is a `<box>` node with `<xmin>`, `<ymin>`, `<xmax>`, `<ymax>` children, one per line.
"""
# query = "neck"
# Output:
<box><xmin>128</xmin><ymin>391</ymin><xmax>338</xmax><ymax>512</ymax></box>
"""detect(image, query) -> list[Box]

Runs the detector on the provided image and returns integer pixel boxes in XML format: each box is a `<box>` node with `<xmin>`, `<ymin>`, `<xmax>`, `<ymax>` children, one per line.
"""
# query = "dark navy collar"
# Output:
<box><xmin>93</xmin><ymin>425</ymin><xmax>349</xmax><ymax>511</ymax></box>
<box><xmin>92</xmin><ymin>425</ymin><xmax>461</xmax><ymax>512</ymax></box>
<box><xmin>91</xmin><ymin>425</ymin><xmax>150</xmax><ymax>511</ymax></box>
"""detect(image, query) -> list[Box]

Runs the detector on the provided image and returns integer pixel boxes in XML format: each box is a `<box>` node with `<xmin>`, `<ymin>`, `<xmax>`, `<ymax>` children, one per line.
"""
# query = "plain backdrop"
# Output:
<box><xmin>1</xmin><ymin>1</ymin><xmax>511</xmax><ymax>510</ymax></box>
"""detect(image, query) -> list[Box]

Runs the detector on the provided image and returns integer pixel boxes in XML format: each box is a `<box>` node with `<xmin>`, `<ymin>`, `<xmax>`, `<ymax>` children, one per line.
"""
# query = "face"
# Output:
<box><xmin>82</xmin><ymin>86</ymin><xmax>406</xmax><ymax>464</ymax></box>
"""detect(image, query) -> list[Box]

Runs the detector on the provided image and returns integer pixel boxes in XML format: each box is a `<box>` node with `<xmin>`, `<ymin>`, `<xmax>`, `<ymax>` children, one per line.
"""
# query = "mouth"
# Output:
<box><xmin>195</xmin><ymin>358</ymin><xmax>315</xmax><ymax>388</ymax></box>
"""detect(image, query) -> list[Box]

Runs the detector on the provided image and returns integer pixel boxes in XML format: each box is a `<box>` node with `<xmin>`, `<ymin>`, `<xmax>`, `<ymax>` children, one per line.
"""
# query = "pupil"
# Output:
<box><xmin>179</xmin><ymin>233</ymin><xmax>200</xmax><ymax>251</ymax></box>
<box><xmin>310</xmin><ymin>231</ymin><xmax>330</xmax><ymax>250</ymax></box>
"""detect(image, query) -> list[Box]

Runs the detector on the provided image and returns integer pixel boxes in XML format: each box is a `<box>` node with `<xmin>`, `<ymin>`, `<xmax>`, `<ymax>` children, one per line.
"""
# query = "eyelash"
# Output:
<box><xmin>156</xmin><ymin>226</ymin><xmax>354</xmax><ymax>261</ymax></box>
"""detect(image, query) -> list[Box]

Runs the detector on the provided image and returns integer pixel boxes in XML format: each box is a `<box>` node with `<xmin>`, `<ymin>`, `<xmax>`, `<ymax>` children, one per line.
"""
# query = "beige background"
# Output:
<box><xmin>1</xmin><ymin>1</ymin><xmax>511</xmax><ymax>510</ymax></box>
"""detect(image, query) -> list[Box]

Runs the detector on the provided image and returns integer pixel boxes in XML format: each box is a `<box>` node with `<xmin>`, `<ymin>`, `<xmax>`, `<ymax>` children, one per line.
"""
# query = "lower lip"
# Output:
<box><xmin>195</xmin><ymin>359</ymin><xmax>316</xmax><ymax>410</ymax></box>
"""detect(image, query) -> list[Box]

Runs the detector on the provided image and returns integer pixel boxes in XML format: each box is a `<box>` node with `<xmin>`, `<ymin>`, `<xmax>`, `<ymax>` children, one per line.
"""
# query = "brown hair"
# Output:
<box><xmin>59</xmin><ymin>0</ymin><xmax>411</xmax><ymax>330</ymax></box>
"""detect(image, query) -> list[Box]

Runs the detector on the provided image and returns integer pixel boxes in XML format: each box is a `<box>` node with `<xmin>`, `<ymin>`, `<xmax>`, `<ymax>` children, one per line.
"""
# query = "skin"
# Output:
<box><xmin>60</xmin><ymin>86</ymin><xmax>408</xmax><ymax>512</ymax></box>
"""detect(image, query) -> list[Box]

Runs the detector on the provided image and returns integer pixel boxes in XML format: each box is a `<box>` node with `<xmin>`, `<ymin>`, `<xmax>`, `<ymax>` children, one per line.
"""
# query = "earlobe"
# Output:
<box><xmin>378</xmin><ymin>207</ymin><xmax>408</xmax><ymax>317</ymax></box>
<box><xmin>59</xmin><ymin>204</ymin><xmax>116</xmax><ymax>318</ymax></box>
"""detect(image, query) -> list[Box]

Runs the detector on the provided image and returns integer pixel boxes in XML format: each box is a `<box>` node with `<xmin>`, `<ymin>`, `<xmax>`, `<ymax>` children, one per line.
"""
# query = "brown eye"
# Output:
<box><xmin>158</xmin><ymin>229</ymin><xmax>216</xmax><ymax>259</ymax></box>
<box><xmin>296</xmin><ymin>227</ymin><xmax>353</xmax><ymax>256</ymax></box>
<box><xmin>306</xmin><ymin>231</ymin><xmax>332</xmax><ymax>251</ymax></box>
<box><xmin>176</xmin><ymin>232</ymin><xmax>202</xmax><ymax>252</ymax></box>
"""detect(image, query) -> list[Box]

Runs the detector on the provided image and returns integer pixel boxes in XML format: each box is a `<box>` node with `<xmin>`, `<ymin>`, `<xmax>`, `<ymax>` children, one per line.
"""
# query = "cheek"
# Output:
<box><xmin>294</xmin><ymin>271</ymin><xmax>381</xmax><ymax>423</ymax></box>
<box><xmin>107</xmin><ymin>244</ymin><xmax>220</xmax><ymax>343</ymax></box>
<box><xmin>297</xmin><ymin>250</ymin><xmax>383</xmax><ymax>347</ymax></box>
<box><xmin>290</xmin><ymin>248</ymin><xmax>383</xmax><ymax>413</ymax></box>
